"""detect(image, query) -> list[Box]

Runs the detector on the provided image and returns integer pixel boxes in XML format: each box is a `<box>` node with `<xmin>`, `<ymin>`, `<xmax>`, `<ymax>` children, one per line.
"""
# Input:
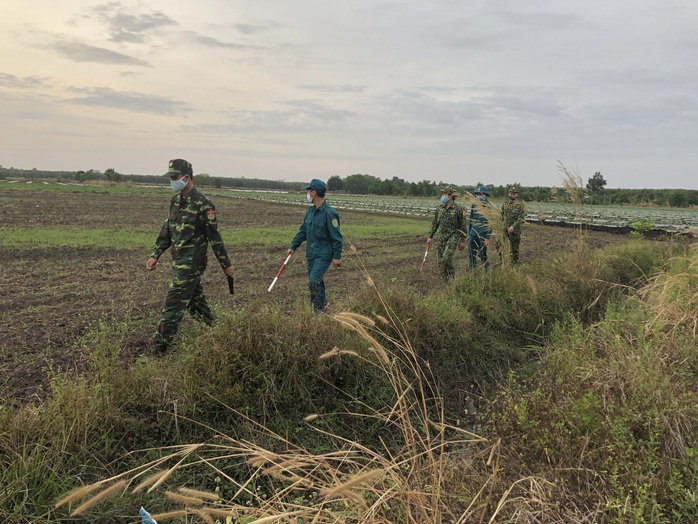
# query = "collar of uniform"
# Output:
<box><xmin>313</xmin><ymin>200</ymin><xmax>328</xmax><ymax>212</ymax></box>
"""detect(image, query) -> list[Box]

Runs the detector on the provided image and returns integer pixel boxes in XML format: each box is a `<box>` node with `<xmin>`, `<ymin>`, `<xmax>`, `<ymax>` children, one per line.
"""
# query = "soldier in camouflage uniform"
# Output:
<box><xmin>468</xmin><ymin>185</ymin><xmax>493</xmax><ymax>269</ymax></box>
<box><xmin>146</xmin><ymin>159</ymin><xmax>235</xmax><ymax>354</ymax></box>
<box><xmin>427</xmin><ymin>186</ymin><xmax>467</xmax><ymax>281</ymax></box>
<box><xmin>501</xmin><ymin>185</ymin><xmax>526</xmax><ymax>264</ymax></box>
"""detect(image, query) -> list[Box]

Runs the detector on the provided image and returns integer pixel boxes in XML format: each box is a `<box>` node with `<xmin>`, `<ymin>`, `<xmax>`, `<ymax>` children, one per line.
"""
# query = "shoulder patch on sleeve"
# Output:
<box><xmin>206</xmin><ymin>208</ymin><xmax>216</xmax><ymax>221</ymax></box>
<box><xmin>331</xmin><ymin>218</ymin><xmax>339</xmax><ymax>228</ymax></box>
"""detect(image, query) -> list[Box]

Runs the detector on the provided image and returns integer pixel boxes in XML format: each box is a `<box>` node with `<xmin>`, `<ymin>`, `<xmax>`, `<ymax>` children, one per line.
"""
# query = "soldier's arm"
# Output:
<box><xmin>289</xmin><ymin>210</ymin><xmax>309</xmax><ymax>251</ymax></box>
<box><xmin>456</xmin><ymin>208</ymin><xmax>468</xmax><ymax>244</ymax></box>
<box><xmin>202</xmin><ymin>203</ymin><xmax>233</xmax><ymax>269</ymax></box>
<box><xmin>515</xmin><ymin>203</ymin><xmax>526</xmax><ymax>228</ymax></box>
<box><xmin>326</xmin><ymin>209</ymin><xmax>343</xmax><ymax>260</ymax></box>
<box><xmin>150</xmin><ymin>218</ymin><xmax>172</xmax><ymax>259</ymax></box>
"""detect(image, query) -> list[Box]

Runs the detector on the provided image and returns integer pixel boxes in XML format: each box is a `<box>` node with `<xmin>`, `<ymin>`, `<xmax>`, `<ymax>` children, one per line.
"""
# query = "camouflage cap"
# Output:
<box><xmin>508</xmin><ymin>185</ymin><xmax>520</xmax><ymax>193</ymax></box>
<box><xmin>164</xmin><ymin>159</ymin><xmax>193</xmax><ymax>176</ymax></box>
<box><xmin>441</xmin><ymin>185</ymin><xmax>459</xmax><ymax>196</ymax></box>
<box><xmin>302</xmin><ymin>179</ymin><xmax>327</xmax><ymax>192</ymax></box>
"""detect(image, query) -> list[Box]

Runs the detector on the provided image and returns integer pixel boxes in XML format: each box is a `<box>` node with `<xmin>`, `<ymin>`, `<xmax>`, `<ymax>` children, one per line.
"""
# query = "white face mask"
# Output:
<box><xmin>306</xmin><ymin>192</ymin><xmax>314</xmax><ymax>203</ymax></box>
<box><xmin>170</xmin><ymin>175</ymin><xmax>188</xmax><ymax>192</ymax></box>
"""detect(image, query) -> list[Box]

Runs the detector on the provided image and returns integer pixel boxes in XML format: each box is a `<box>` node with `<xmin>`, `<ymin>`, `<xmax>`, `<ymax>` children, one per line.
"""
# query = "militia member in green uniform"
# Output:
<box><xmin>427</xmin><ymin>186</ymin><xmax>467</xmax><ymax>281</ymax></box>
<box><xmin>146</xmin><ymin>159</ymin><xmax>235</xmax><ymax>353</ymax></box>
<box><xmin>501</xmin><ymin>185</ymin><xmax>526</xmax><ymax>264</ymax></box>
<box><xmin>468</xmin><ymin>185</ymin><xmax>493</xmax><ymax>269</ymax></box>
<box><xmin>287</xmin><ymin>179</ymin><xmax>343</xmax><ymax>312</ymax></box>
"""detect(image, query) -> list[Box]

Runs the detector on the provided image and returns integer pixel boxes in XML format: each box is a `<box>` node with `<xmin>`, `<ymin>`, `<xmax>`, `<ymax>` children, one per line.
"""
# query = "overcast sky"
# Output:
<box><xmin>2</xmin><ymin>1</ymin><xmax>697</xmax><ymax>189</ymax></box>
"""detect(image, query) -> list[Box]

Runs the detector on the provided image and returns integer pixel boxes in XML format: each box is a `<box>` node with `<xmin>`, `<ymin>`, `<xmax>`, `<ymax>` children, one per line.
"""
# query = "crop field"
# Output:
<box><xmin>1</xmin><ymin>182</ymin><xmax>635</xmax><ymax>402</ymax></box>
<box><xmin>3</xmin><ymin>182</ymin><xmax>698</xmax><ymax>523</ymax></box>
<box><xmin>205</xmin><ymin>188</ymin><xmax>698</xmax><ymax>231</ymax></box>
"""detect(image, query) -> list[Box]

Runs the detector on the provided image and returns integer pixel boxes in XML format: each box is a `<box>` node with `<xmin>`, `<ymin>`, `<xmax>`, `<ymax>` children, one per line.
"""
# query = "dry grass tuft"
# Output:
<box><xmin>639</xmin><ymin>246</ymin><xmax>698</xmax><ymax>336</ymax></box>
<box><xmin>69</xmin><ymin>480</ymin><xmax>127</xmax><ymax>516</ymax></box>
<box><xmin>525</xmin><ymin>275</ymin><xmax>539</xmax><ymax>295</ymax></box>
<box><xmin>163</xmin><ymin>490</ymin><xmax>205</xmax><ymax>505</ymax></box>
<box><xmin>178</xmin><ymin>487</ymin><xmax>220</xmax><ymax>500</ymax></box>
<box><xmin>557</xmin><ymin>160</ymin><xmax>588</xmax><ymax>206</ymax></box>
<box><xmin>131</xmin><ymin>469</ymin><xmax>168</xmax><ymax>493</ymax></box>
<box><xmin>57</xmin><ymin>290</ymin><xmax>489</xmax><ymax>522</ymax></box>
<box><xmin>54</xmin><ymin>482</ymin><xmax>105</xmax><ymax>509</ymax></box>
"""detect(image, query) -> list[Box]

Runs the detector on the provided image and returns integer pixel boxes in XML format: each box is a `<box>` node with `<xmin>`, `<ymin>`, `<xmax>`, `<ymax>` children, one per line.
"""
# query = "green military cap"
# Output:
<box><xmin>442</xmin><ymin>185</ymin><xmax>459</xmax><ymax>196</ymax></box>
<box><xmin>508</xmin><ymin>185</ymin><xmax>520</xmax><ymax>193</ymax></box>
<box><xmin>302</xmin><ymin>179</ymin><xmax>327</xmax><ymax>192</ymax></box>
<box><xmin>164</xmin><ymin>159</ymin><xmax>193</xmax><ymax>176</ymax></box>
<box><xmin>474</xmin><ymin>185</ymin><xmax>490</xmax><ymax>196</ymax></box>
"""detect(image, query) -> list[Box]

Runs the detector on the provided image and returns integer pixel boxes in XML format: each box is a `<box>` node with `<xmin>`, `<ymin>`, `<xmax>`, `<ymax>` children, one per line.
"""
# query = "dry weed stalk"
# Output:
<box><xmin>69</xmin><ymin>480</ymin><xmax>127</xmax><ymax>516</ymax></box>
<box><xmin>55</xmin><ymin>295</ymin><xmax>487</xmax><ymax>522</ymax></box>
<box><xmin>461</xmin><ymin>191</ymin><xmax>511</xmax><ymax>268</ymax></box>
<box><xmin>556</xmin><ymin>161</ymin><xmax>592</xmax><ymax>254</ymax></box>
<box><xmin>60</xmin><ymin>242</ymin><xmax>585</xmax><ymax>522</ymax></box>
<box><xmin>638</xmin><ymin>247</ymin><xmax>698</xmax><ymax>336</ymax></box>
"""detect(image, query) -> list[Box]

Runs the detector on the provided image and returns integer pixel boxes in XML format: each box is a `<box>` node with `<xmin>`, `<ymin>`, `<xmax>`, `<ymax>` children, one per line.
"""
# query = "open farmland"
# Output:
<box><xmin>1</xmin><ymin>182</ymin><xmax>697</xmax><ymax>523</ymax></box>
<box><xmin>1</xmin><ymin>182</ymin><xmax>637</xmax><ymax>401</ymax></box>
<box><xmin>210</xmin><ymin>189</ymin><xmax>698</xmax><ymax>232</ymax></box>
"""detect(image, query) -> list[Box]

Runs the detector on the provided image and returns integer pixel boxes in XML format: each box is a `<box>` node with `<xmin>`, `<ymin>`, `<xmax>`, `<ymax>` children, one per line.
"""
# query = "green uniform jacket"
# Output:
<box><xmin>501</xmin><ymin>199</ymin><xmax>526</xmax><ymax>232</ymax></box>
<box><xmin>429</xmin><ymin>202</ymin><xmax>467</xmax><ymax>242</ymax></box>
<box><xmin>290</xmin><ymin>201</ymin><xmax>343</xmax><ymax>260</ymax></box>
<box><xmin>150</xmin><ymin>187</ymin><xmax>232</xmax><ymax>272</ymax></box>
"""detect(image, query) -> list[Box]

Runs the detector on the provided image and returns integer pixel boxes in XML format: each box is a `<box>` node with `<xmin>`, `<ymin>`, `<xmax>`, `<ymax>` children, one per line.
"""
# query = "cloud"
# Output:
<box><xmin>300</xmin><ymin>84</ymin><xmax>366</xmax><ymax>94</ymax></box>
<box><xmin>0</xmin><ymin>73</ymin><xmax>47</xmax><ymax>89</ymax></box>
<box><xmin>52</xmin><ymin>41</ymin><xmax>150</xmax><ymax>66</ymax></box>
<box><xmin>193</xmin><ymin>35</ymin><xmax>253</xmax><ymax>50</ymax></box>
<box><xmin>89</xmin><ymin>2</ymin><xmax>177</xmax><ymax>43</ymax></box>
<box><xmin>63</xmin><ymin>87</ymin><xmax>191</xmax><ymax>115</ymax></box>
<box><xmin>184</xmin><ymin>99</ymin><xmax>355</xmax><ymax>134</ymax></box>
<box><xmin>475</xmin><ymin>90</ymin><xmax>565</xmax><ymax>118</ymax></box>
<box><xmin>233</xmin><ymin>23</ymin><xmax>270</xmax><ymax>35</ymax></box>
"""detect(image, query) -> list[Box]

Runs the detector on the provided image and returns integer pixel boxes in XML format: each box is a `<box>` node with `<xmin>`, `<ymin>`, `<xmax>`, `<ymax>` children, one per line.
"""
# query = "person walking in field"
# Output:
<box><xmin>468</xmin><ymin>185</ymin><xmax>493</xmax><ymax>269</ymax></box>
<box><xmin>427</xmin><ymin>185</ymin><xmax>467</xmax><ymax>281</ymax></box>
<box><xmin>501</xmin><ymin>185</ymin><xmax>526</xmax><ymax>264</ymax></box>
<box><xmin>287</xmin><ymin>179</ymin><xmax>343</xmax><ymax>313</ymax></box>
<box><xmin>146</xmin><ymin>159</ymin><xmax>235</xmax><ymax>354</ymax></box>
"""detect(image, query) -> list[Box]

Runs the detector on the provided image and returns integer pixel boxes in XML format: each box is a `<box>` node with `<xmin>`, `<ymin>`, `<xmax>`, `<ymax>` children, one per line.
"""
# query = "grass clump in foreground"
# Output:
<box><xmin>483</xmin><ymin>245</ymin><xmax>698</xmax><ymax>522</ymax></box>
<box><xmin>56</xmin><ymin>307</ymin><xmax>487</xmax><ymax>523</ymax></box>
<box><xmin>1</xmin><ymin>240</ymin><xmax>695</xmax><ymax>522</ymax></box>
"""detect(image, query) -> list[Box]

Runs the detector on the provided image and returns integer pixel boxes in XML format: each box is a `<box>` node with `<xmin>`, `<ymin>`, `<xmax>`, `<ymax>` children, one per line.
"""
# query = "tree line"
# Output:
<box><xmin>1</xmin><ymin>166</ymin><xmax>696</xmax><ymax>207</ymax></box>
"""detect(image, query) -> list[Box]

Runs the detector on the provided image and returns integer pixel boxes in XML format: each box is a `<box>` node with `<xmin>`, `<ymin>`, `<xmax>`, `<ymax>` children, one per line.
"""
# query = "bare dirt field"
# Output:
<box><xmin>0</xmin><ymin>188</ymin><xmax>636</xmax><ymax>402</ymax></box>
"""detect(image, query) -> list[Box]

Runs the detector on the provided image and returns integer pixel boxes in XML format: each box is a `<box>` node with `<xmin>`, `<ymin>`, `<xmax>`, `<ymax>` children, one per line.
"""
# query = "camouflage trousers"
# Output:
<box><xmin>153</xmin><ymin>267</ymin><xmax>213</xmax><ymax>351</ymax></box>
<box><xmin>505</xmin><ymin>231</ymin><xmax>521</xmax><ymax>264</ymax></box>
<box><xmin>436</xmin><ymin>237</ymin><xmax>460</xmax><ymax>281</ymax></box>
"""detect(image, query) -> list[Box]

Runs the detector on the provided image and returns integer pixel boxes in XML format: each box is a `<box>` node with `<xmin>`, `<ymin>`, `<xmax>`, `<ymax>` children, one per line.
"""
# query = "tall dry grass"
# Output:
<box><xmin>54</xmin><ymin>282</ymin><xmax>493</xmax><ymax>522</ymax></box>
<box><xmin>49</xmin><ymin>236</ymin><xmax>694</xmax><ymax>522</ymax></box>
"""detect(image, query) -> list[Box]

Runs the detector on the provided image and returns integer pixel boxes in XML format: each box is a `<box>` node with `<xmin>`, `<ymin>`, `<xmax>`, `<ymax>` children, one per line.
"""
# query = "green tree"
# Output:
<box><xmin>586</xmin><ymin>172</ymin><xmax>607</xmax><ymax>193</ymax></box>
<box><xmin>104</xmin><ymin>168</ymin><xmax>121</xmax><ymax>182</ymax></box>
<box><xmin>344</xmin><ymin>174</ymin><xmax>381</xmax><ymax>194</ymax></box>
<box><xmin>327</xmin><ymin>175</ymin><xmax>343</xmax><ymax>192</ymax></box>
<box><xmin>75</xmin><ymin>170</ymin><xmax>95</xmax><ymax>183</ymax></box>
<box><xmin>667</xmin><ymin>189</ymin><xmax>689</xmax><ymax>208</ymax></box>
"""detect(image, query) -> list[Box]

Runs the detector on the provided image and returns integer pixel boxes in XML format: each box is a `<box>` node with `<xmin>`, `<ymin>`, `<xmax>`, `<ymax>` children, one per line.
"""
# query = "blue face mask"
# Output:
<box><xmin>440</xmin><ymin>195</ymin><xmax>450</xmax><ymax>203</ymax></box>
<box><xmin>476</xmin><ymin>195</ymin><xmax>486</xmax><ymax>202</ymax></box>
<box><xmin>170</xmin><ymin>176</ymin><xmax>188</xmax><ymax>192</ymax></box>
